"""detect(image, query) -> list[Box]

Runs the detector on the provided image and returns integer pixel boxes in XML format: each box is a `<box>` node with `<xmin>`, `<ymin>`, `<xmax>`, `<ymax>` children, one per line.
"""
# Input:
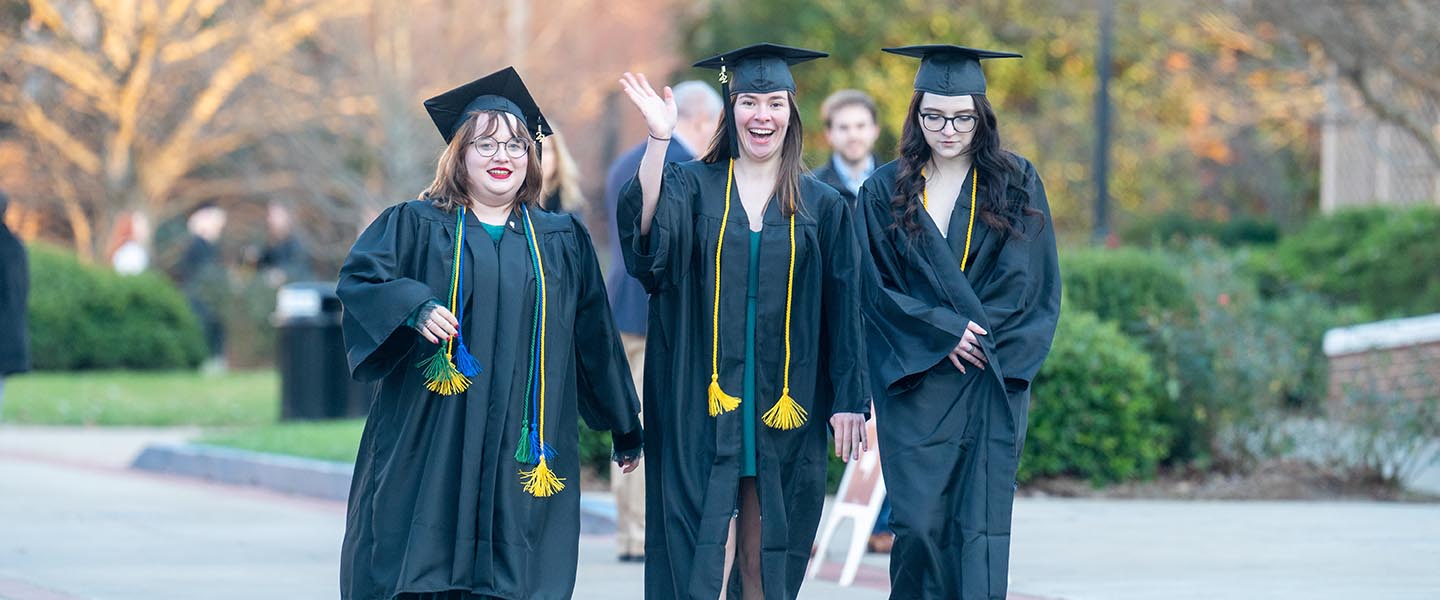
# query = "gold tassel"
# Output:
<box><xmin>520</xmin><ymin>459</ymin><xmax>566</xmax><ymax>497</ymax></box>
<box><xmin>762</xmin><ymin>388</ymin><xmax>807</xmax><ymax>430</ymax></box>
<box><xmin>708</xmin><ymin>374</ymin><xmax>742</xmax><ymax>416</ymax></box>
<box><xmin>418</xmin><ymin>346</ymin><xmax>471</xmax><ymax>395</ymax></box>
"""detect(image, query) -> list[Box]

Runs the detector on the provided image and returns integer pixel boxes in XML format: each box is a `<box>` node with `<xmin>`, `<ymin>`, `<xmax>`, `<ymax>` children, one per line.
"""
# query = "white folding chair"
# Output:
<box><xmin>806</xmin><ymin>416</ymin><xmax>886</xmax><ymax>586</ymax></box>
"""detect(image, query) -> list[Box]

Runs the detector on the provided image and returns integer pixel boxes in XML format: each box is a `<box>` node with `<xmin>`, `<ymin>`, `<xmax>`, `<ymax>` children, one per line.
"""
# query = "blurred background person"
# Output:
<box><xmin>811</xmin><ymin>89</ymin><xmax>881</xmax><ymax>204</ymax></box>
<box><xmin>108</xmin><ymin>210</ymin><xmax>152</xmax><ymax>275</ymax></box>
<box><xmin>0</xmin><ymin>190</ymin><xmax>30</xmax><ymax>419</ymax></box>
<box><xmin>255</xmin><ymin>201</ymin><xmax>313</xmax><ymax>287</ymax></box>
<box><xmin>601</xmin><ymin>79</ymin><xmax>722</xmax><ymax>563</ymax></box>
<box><xmin>540</xmin><ymin>128</ymin><xmax>587</xmax><ymax>214</ymax></box>
<box><xmin>812</xmin><ymin>88</ymin><xmax>892</xmax><ymax>553</ymax></box>
<box><xmin>167</xmin><ymin>202</ymin><xmax>230</xmax><ymax>373</ymax></box>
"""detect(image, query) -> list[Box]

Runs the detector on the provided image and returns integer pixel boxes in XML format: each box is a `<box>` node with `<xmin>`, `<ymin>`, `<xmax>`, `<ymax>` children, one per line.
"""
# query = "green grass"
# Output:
<box><xmin>199</xmin><ymin>419</ymin><xmax>366</xmax><ymax>463</ymax></box>
<box><xmin>3</xmin><ymin>369</ymin><xmax>279</xmax><ymax>426</ymax></box>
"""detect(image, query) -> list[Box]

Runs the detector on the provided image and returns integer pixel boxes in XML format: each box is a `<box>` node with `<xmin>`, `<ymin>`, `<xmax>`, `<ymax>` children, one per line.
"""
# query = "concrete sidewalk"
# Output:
<box><xmin>0</xmin><ymin>427</ymin><xmax>889</xmax><ymax>599</ymax></box>
<box><xmin>4</xmin><ymin>426</ymin><xmax>1439</xmax><ymax>600</ymax></box>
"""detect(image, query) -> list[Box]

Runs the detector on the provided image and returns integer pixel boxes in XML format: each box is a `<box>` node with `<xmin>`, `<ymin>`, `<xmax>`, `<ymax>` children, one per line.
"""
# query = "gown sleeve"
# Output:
<box><xmin>979</xmin><ymin>162</ymin><xmax>1062</xmax><ymax>392</ymax></box>
<box><xmin>617</xmin><ymin>162</ymin><xmax>697</xmax><ymax>294</ymax></box>
<box><xmin>336</xmin><ymin>203</ymin><xmax>438</xmax><ymax>381</ymax></box>
<box><xmin>818</xmin><ymin>194</ymin><xmax>870</xmax><ymax>416</ymax></box>
<box><xmin>855</xmin><ymin>180</ymin><xmax>973</xmax><ymax>393</ymax></box>
<box><xmin>568</xmin><ymin>215</ymin><xmax>644</xmax><ymax>452</ymax></box>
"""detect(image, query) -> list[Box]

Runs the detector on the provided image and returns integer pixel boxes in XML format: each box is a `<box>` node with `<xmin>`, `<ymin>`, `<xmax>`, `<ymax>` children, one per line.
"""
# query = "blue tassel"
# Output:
<box><xmin>514</xmin><ymin>423</ymin><xmax>535</xmax><ymax>464</ymax></box>
<box><xmin>453</xmin><ymin>336</ymin><xmax>482</xmax><ymax>377</ymax></box>
<box><xmin>525</xmin><ymin>428</ymin><xmax>555</xmax><ymax>462</ymax></box>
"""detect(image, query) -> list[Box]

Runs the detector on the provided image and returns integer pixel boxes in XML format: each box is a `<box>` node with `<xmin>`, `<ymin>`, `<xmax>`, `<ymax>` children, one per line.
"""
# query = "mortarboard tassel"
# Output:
<box><xmin>517</xmin><ymin>205</ymin><xmax>565</xmax><ymax>496</ymax></box>
<box><xmin>418</xmin><ymin>206</ymin><xmax>475</xmax><ymax>395</ymax></box>
<box><xmin>707</xmin><ymin>158</ymin><xmax>742</xmax><ymax>417</ymax></box>
<box><xmin>762</xmin><ymin>211</ymin><xmax>807</xmax><ymax>430</ymax></box>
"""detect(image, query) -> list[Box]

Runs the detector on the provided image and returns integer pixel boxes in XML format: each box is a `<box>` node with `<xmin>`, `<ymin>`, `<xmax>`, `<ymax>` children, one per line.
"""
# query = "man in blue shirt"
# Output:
<box><xmin>811</xmin><ymin>89</ymin><xmax>880</xmax><ymax>205</ymax></box>
<box><xmin>602</xmin><ymin>79</ymin><xmax>722</xmax><ymax>562</ymax></box>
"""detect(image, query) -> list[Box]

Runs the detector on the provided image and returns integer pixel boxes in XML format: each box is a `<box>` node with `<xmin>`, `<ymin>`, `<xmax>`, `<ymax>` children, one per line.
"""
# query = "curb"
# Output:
<box><xmin>129</xmin><ymin>443</ymin><xmax>619</xmax><ymax>534</ymax></box>
<box><xmin>131</xmin><ymin>443</ymin><xmax>354</xmax><ymax>500</ymax></box>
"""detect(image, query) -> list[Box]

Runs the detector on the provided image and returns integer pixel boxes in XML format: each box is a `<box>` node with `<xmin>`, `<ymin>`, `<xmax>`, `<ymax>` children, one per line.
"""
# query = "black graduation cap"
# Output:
<box><xmin>692</xmin><ymin>43</ymin><xmax>828</xmax><ymax>157</ymax></box>
<box><xmin>423</xmin><ymin>66</ymin><xmax>553</xmax><ymax>146</ymax></box>
<box><xmin>883</xmin><ymin>44</ymin><xmax>1022</xmax><ymax>96</ymax></box>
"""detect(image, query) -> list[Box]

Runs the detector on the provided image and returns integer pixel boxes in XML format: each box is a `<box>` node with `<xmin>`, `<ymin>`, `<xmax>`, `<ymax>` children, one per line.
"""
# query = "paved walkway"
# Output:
<box><xmin>4</xmin><ymin>426</ymin><xmax>1439</xmax><ymax>599</ymax></box>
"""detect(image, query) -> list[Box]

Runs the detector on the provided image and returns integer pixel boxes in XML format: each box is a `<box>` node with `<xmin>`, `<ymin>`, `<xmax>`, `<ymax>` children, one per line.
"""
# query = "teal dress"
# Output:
<box><xmin>481</xmin><ymin>222</ymin><xmax>506</xmax><ymax>243</ymax></box>
<box><xmin>741</xmin><ymin>230</ymin><xmax>760</xmax><ymax>477</ymax></box>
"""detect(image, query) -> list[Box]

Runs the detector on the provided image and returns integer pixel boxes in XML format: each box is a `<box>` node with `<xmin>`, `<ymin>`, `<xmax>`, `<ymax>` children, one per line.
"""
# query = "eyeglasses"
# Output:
<box><xmin>470</xmin><ymin>136</ymin><xmax>530</xmax><ymax>159</ymax></box>
<box><xmin>918</xmin><ymin>112</ymin><xmax>978</xmax><ymax>133</ymax></box>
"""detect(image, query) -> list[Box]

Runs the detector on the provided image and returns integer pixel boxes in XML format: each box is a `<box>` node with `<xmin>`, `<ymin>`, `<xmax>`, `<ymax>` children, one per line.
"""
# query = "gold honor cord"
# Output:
<box><xmin>761</xmin><ymin>210</ymin><xmax>806</xmax><ymax>430</ymax></box>
<box><xmin>418</xmin><ymin>207</ymin><xmax>473</xmax><ymax>394</ymax></box>
<box><xmin>518</xmin><ymin>206</ymin><xmax>565</xmax><ymax>497</ymax></box>
<box><xmin>707</xmin><ymin>160</ymin><xmax>743</xmax><ymax>416</ymax></box>
<box><xmin>921</xmin><ymin>167</ymin><xmax>978</xmax><ymax>272</ymax></box>
<box><xmin>708</xmin><ymin>158</ymin><xmax>807</xmax><ymax>429</ymax></box>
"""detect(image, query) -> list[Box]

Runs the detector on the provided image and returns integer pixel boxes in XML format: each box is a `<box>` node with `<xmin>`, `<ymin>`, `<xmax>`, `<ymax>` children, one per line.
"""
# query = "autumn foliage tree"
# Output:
<box><xmin>0</xmin><ymin>0</ymin><xmax>364</xmax><ymax>258</ymax></box>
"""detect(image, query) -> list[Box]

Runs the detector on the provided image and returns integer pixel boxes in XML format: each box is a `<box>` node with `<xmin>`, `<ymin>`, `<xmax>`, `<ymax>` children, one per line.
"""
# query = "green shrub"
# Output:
<box><xmin>27</xmin><ymin>244</ymin><xmax>206</xmax><ymax>370</ymax></box>
<box><xmin>1153</xmin><ymin>242</ymin><xmax>1371</xmax><ymax>466</ymax></box>
<box><xmin>1122</xmin><ymin>212</ymin><xmax>1279</xmax><ymax>248</ymax></box>
<box><xmin>1022</xmin><ymin>308</ymin><xmax>1168</xmax><ymax>484</ymax></box>
<box><xmin>1061</xmin><ymin>247</ymin><xmax>1195</xmax><ymax>334</ymax></box>
<box><xmin>1257</xmin><ymin>206</ymin><xmax>1440</xmax><ymax>318</ymax></box>
<box><xmin>578</xmin><ymin>427</ymin><xmax>614</xmax><ymax>480</ymax></box>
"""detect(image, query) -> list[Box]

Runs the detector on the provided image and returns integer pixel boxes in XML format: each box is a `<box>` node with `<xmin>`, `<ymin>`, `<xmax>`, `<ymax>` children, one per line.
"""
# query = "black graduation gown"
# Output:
<box><xmin>855</xmin><ymin>158</ymin><xmax>1060</xmax><ymax>600</ymax></box>
<box><xmin>618</xmin><ymin>160</ymin><xmax>868</xmax><ymax>600</ymax></box>
<box><xmin>336</xmin><ymin>200</ymin><xmax>642</xmax><ymax>600</ymax></box>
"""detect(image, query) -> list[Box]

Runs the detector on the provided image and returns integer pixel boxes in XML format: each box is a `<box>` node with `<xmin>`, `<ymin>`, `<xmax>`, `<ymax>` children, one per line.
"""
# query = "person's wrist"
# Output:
<box><xmin>648</xmin><ymin>132</ymin><xmax>672</xmax><ymax>141</ymax></box>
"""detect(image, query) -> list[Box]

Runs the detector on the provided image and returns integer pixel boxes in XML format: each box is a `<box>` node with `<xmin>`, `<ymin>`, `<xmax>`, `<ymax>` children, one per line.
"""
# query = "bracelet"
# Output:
<box><xmin>649</xmin><ymin>133</ymin><xmax>672</xmax><ymax>141</ymax></box>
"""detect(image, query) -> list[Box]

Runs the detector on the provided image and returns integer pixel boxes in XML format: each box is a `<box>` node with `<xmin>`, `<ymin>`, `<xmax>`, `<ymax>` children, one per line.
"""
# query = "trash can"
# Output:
<box><xmin>274</xmin><ymin>282</ymin><xmax>371</xmax><ymax>420</ymax></box>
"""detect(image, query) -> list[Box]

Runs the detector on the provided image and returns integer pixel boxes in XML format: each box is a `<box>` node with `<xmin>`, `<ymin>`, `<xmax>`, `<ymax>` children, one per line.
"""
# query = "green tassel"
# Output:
<box><xmin>417</xmin><ymin>346</ymin><xmax>470</xmax><ymax>395</ymax></box>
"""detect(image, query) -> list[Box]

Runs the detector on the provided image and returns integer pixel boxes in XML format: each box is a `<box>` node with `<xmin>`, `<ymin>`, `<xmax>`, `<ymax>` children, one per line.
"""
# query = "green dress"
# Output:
<box><xmin>741</xmin><ymin>230</ymin><xmax>760</xmax><ymax>477</ymax></box>
<box><xmin>481</xmin><ymin>221</ymin><xmax>506</xmax><ymax>243</ymax></box>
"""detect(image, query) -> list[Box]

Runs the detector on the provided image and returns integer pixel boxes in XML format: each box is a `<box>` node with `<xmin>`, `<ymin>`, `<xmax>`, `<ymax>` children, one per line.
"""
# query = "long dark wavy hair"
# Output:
<box><xmin>890</xmin><ymin>91</ymin><xmax>1037</xmax><ymax>239</ymax></box>
<box><xmin>700</xmin><ymin>92</ymin><xmax>806</xmax><ymax>218</ymax></box>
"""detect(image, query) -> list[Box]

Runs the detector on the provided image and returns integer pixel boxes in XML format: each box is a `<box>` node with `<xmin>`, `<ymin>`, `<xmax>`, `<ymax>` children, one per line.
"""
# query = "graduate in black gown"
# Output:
<box><xmin>855</xmin><ymin>45</ymin><xmax>1061</xmax><ymax>600</ymax></box>
<box><xmin>336</xmin><ymin>67</ymin><xmax>643</xmax><ymax>600</ymax></box>
<box><xmin>616</xmin><ymin>44</ymin><xmax>869</xmax><ymax>600</ymax></box>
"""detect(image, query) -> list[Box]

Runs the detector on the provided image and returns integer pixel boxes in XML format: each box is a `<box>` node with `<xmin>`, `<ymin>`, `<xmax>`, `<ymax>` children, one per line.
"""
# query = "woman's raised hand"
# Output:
<box><xmin>619</xmin><ymin>72</ymin><xmax>677</xmax><ymax>139</ymax></box>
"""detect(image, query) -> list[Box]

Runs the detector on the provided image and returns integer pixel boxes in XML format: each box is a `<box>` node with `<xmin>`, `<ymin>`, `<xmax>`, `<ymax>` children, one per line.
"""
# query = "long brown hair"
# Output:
<box><xmin>890</xmin><ymin>91</ymin><xmax>1035</xmax><ymax>238</ymax></box>
<box><xmin>699</xmin><ymin>92</ymin><xmax>806</xmax><ymax>218</ymax></box>
<box><xmin>421</xmin><ymin>110</ymin><xmax>543</xmax><ymax>212</ymax></box>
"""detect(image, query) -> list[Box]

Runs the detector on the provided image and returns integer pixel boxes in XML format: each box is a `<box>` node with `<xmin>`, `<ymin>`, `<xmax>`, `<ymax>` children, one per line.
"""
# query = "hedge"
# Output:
<box><xmin>27</xmin><ymin>244</ymin><xmax>207</xmax><ymax>370</ymax></box>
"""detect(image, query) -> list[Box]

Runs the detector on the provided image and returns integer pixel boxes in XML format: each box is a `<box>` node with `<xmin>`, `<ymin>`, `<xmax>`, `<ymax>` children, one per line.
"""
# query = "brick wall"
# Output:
<box><xmin>1327</xmin><ymin>341</ymin><xmax>1440</xmax><ymax>416</ymax></box>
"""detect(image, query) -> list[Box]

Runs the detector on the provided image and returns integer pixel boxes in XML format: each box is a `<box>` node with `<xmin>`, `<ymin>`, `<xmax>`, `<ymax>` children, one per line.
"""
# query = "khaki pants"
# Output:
<box><xmin>611</xmin><ymin>333</ymin><xmax>647</xmax><ymax>556</ymax></box>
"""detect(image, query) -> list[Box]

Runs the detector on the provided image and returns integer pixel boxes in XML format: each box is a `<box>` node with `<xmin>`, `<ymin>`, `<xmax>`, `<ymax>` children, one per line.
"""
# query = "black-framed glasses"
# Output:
<box><xmin>470</xmin><ymin>136</ymin><xmax>530</xmax><ymax>159</ymax></box>
<box><xmin>919</xmin><ymin>112</ymin><xmax>978</xmax><ymax>133</ymax></box>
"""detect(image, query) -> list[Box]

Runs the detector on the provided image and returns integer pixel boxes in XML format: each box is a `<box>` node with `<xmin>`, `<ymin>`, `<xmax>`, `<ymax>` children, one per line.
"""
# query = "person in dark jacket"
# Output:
<box><xmin>168</xmin><ymin>201</ymin><xmax>228</xmax><ymax>370</ymax></box>
<box><xmin>601</xmin><ymin>78</ymin><xmax>722</xmax><ymax>563</ymax></box>
<box><xmin>811</xmin><ymin>89</ymin><xmax>881</xmax><ymax>205</ymax></box>
<box><xmin>0</xmin><ymin>190</ymin><xmax>29</xmax><ymax>418</ymax></box>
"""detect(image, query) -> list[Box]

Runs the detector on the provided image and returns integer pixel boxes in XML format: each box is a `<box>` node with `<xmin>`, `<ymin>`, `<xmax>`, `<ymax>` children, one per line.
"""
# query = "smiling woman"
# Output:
<box><xmin>335</xmin><ymin>67</ymin><xmax>643</xmax><ymax>600</ymax></box>
<box><xmin>616</xmin><ymin>43</ymin><xmax>869</xmax><ymax>600</ymax></box>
